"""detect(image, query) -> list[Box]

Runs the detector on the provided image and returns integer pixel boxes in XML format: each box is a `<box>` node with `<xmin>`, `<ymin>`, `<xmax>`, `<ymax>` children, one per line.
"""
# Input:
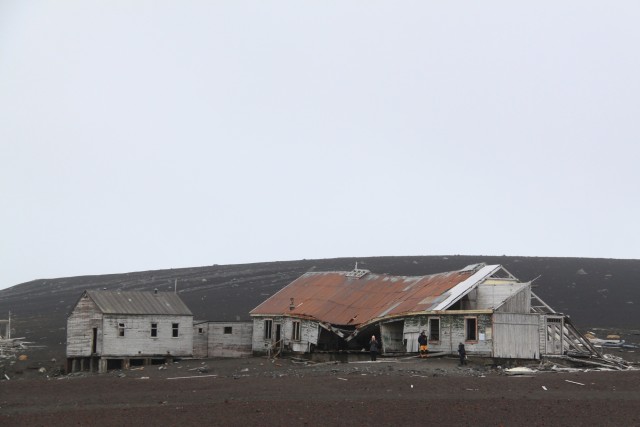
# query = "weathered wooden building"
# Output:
<box><xmin>66</xmin><ymin>290</ymin><xmax>193</xmax><ymax>373</ymax></box>
<box><xmin>193</xmin><ymin>321</ymin><xmax>253</xmax><ymax>358</ymax></box>
<box><xmin>249</xmin><ymin>264</ymin><xmax>597</xmax><ymax>360</ymax></box>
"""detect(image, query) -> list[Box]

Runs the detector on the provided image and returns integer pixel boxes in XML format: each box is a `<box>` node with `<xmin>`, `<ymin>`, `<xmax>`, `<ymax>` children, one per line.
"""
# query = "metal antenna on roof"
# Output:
<box><xmin>355</xmin><ymin>262</ymin><xmax>358</xmax><ymax>270</ymax></box>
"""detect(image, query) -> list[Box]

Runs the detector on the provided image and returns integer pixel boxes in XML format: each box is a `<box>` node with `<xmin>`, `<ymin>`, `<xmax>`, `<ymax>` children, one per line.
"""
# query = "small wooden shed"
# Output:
<box><xmin>66</xmin><ymin>290</ymin><xmax>193</xmax><ymax>373</ymax></box>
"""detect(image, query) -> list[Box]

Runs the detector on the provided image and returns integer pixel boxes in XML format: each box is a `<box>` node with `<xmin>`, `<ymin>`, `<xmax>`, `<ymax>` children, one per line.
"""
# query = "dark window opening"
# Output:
<box><xmin>118</xmin><ymin>323</ymin><xmax>125</xmax><ymax>337</ymax></box>
<box><xmin>198</xmin><ymin>327</ymin><xmax>205</xmax><ymax>334</ymax></box>
<box><xmin>429</xmin><ymin>318</ymin><xmax>440</xmax><ymax>342</ymax></box>
<box><xmin>264</xmin><ymin>319</ymin><xmax>273</xmax><ymax>340</ymax></box>
<box><xmin>292</xmin><ymin>321</ymin><xmax>301</xmax><ymax>341</ymax></box>
<box><xmin>172</xmin><ymin>323</ymin><xmax>179</xmax><ymax>338</ymax></box>
<box><xmin>224</xmin><ymin>326</ymin><xmax>232</xmax><ymax>334</ymax></box>
<box><xmin>465</xmin><ymin>318</ymin><xmax>477</xmax><ymax>341</ymax></box>
<box><xmin>151</xmin><ymin>323</ymin><xmax>158</xmax><ymax>337</ymax></box>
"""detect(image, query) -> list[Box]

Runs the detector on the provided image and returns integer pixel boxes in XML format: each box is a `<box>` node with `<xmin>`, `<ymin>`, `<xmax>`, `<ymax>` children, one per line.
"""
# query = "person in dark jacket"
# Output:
<box><xmin>369</xmin><ymin>335</ymin><xmax>379</xmax><ymax>361</ymax></box>
<box><xmin>418</xmin><ymin>331</ymin><xmax>428</xmax><ymax>358</ymax></box>
<box><xmin>458</xmin><ymin>342</ymin><xmax>467</xmax><ymax>366</ymax></box>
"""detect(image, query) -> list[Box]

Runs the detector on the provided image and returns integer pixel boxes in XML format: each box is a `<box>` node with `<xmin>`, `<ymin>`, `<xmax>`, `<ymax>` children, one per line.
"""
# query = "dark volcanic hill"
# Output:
<box><xmin>1</xmin><ymin>255</ymin><xmax>639</xmax><ymax>361</ymax></box>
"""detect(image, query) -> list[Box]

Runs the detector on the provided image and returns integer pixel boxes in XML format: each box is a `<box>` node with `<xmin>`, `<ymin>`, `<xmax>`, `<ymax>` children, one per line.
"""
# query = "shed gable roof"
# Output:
<box><xmin>84</xmin><ymin>290</ymin><xmax>193</xmax><ymax>316</ymax></box>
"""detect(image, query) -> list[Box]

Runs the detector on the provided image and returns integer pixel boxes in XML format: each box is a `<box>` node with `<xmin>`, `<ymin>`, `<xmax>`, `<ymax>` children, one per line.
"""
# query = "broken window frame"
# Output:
<box><xmin>172</xmin><ymin>323</ymin><xmax>179</xmax><ymax>338</ymax></box>
<box><xmin>150</xmin><ymin>322</ymin><xmax>158</xmax><ymax>338</ymax></box>
<box><xmin>292</xmin><ymin>320</ymin><xmax>301</xmax><ymax>341</ymax></box>
<box><xmin>428</xmin><ymin>317</ymin><xmax>440</xmax><ymax>342</ymax></box>
<box><xmin>118</xmin><ymin>323</ymin><xmax>125</xmax><ymax>337</ymax></box>
<box><xmin>264</xmin><ymin>319</ymin><xmax>273</xmax><ymax>340</ymax></box>
<box><xmin>198</xmin><ymin>327</ymin><xmax>205</xmax><ymax>334</ymax></box>
<box><xmin>465</xmin><ymin>317</ymin><xmax>478</xmax><ymax>342</ymax></box>
<box><xmin>224</xmin><ymin>326</ymin><xmax>233</xmax><ymax>334</ymax></box>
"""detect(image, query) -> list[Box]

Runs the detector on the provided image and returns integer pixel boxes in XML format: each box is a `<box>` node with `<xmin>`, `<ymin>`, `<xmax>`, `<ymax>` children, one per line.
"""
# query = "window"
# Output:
<box><xmin>118</xmin><ymin>323</ymin><xmax>125</xmax><ymax>337</ymax></box>
<box><xmin>428</xmin><ymin>318</ymin><xmax>440</xmax><ymax>342</ymax></box>
<box><xmin>465</xmin><ymin>317</ymin><xmax>477</xmax><ymax>341</ymax></box>
<box><xmin>224</xmin><ymin>326</ymin><xmax>233</xmax><ymax>334</ymax></box>
<box><xmin>198</xmin><ymin>327</ymin><xmax>205</xmax><ymax>334</ymax></box>
<box><xmin>151</xmin><ymin>323</ymin><xmax>158</xmax><ymax>338</ymax></box>
<box><xmin>292</xmin><ymin>321</ymin><xmax>301</xmax><ymax>341</ymax></box>
<box><xmin>172</xmin><ymin>323</ymin><xmax>179</xmax><ymax>338</ymax></box>
<box><xmin>264</xmin><ymin>319</ymin><xmax>273</xmax><ymax>340</ymax></box>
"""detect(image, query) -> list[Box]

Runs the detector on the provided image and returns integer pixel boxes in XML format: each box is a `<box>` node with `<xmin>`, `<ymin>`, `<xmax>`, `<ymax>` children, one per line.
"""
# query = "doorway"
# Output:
<box><xmin>275</xmin><ymin>323</ymin><xmax>282</xmax><ymax>349</ymax></box>
<box><xmin>91</xmin><ymin>328</ymin><xmax>98</xmax><ymax>354</ymax></box>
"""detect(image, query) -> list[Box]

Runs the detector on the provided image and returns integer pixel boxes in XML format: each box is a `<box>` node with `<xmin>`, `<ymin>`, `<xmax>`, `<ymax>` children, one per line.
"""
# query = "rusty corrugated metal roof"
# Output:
<box><xmin>86</xmin><ymin>290</ymin><xmax>192</xmax><ymax>316</ymax></box>
<box><xmin>250</xmin><ymin>267</ymin><xmax>489</xmax><ymax>326</ymax></box>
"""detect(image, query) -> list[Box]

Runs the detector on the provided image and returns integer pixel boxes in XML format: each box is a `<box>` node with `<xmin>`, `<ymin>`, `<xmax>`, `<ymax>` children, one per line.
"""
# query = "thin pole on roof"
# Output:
<box><xmin>174</xmin><ymin>279</ymin><xmax>177</xmax><ymax>294</ymax></box>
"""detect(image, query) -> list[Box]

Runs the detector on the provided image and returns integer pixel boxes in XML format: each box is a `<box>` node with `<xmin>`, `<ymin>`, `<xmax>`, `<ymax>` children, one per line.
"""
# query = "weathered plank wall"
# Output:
<box><xmin>380</xmin><ymin>321</ymin><xmax>404</xmax><ymax>353</ymax></box>
<box><xmin>405</xmin><ymin>314</ymin><xmax>493</xmax><ymax>355</ymax></box>
<box><xmin>66</xmin><ymin>294</ymin><xmax>103</xmax><ymax>357</ymax></box>
<box><xmin>495</xmin><ymin>286</ymin><xmax>531</xmax><ymax>313</ymax></box>
<box><xmin>101</xmin><ymin>315</ymin><xmax>193</xmax><ymax>357</ymax></box>
<box><xmin>193</xmin><ymin>322</ymin><xmax>208</xmax><ymax>358</ymax></box>
<box><xmin>493</xmin><ymin>312</ymin><xmax>540</xmax><ymax>359</ymax></box>
<box><xmin>251</xmin><ymin>316</ymin><xmax>319</xmax><ymax>354</ymax></box>
<box><xmin>478</xmin><ymin>282</ymin><xmax>529</xmax><ymax>312</ymax></box>
<box><xmin>207</xmin><ymin>322</ymin><xmax>252</xmax><ymax>357</ymax></box>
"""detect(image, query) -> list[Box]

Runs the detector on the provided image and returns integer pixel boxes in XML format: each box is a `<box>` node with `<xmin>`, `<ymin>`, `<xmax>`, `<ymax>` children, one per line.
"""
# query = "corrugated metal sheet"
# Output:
<box><xmin>250</xmin><ymin>266</ymin><xmax>501</xmax><ymax>326</ymax></box>
<box><xmin>86</xmin><ymin>290</ymin><xmax>192</xmax><ymax>315</ymax></box>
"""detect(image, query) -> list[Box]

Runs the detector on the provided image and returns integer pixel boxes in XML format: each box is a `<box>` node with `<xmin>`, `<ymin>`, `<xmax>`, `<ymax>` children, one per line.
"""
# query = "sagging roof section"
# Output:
<box><xmin>85</xmin><ymin>290</ymin><xmax>193</xmax><ymax>316</ymax></box>
<box><xmin>250</xmin><ymin>264</ymin><xmax>512</xmax><ymax>326</ymax></box>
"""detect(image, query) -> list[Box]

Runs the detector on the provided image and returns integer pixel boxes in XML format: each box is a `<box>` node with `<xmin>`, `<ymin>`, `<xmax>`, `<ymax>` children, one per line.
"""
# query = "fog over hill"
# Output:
<box><xmin>1</xmin><ymin>255</ymin><xmax>639</xmax><ymax>361</ymax></box>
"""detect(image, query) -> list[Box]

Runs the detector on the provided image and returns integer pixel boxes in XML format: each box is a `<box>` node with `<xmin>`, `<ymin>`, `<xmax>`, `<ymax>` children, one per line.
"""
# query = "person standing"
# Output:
<box><xmin>458</xmin><ymin>342</ymin><xmax>467</xmax><ymax>366</ymax></box>
<box><xmin>369</xmin><ymin>335</ymin><xmax>379</xmax><ymax>361</ymax></box>
<box><xmin>418</xmin><ymin>331</ymin><xmax>428</xmax><ymax>358</ymax></box>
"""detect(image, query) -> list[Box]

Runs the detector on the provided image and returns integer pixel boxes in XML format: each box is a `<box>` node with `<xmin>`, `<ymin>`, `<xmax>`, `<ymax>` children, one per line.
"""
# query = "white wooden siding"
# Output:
<box><xmin>405</xmin><ymin>314</ymin><xmax>493</xmax><ymax>355</ymax></box>
<box><xmin>251</xmin><ymin>316</ymin><xmax>319</xmax><ymax>354</ymax></box>
<box><xmin>493</xmin><ymin>312</ymin><xmax>540</xmax><ymax>359</ymax></box>
<box><xmin>67</xmin><ymin>295</ymin><xmax>103</xmax><ymax>357</ymax></box>
<box><xmin>380</xmin><ymin>321</ymin><xmax>404</xmax><ymax>353</ymax></box>
<box><xmin>101</xmin><ymin>315</ymin><xmax>193</xmax><ymax>357</ymax></box>
<box><xmin>193</xmin><ymin>324</ymin><xmax>209</xmax><ymax>358</ymax></box>
<box><xmin>207</xmin><ymin>322</ymin><xmax>253</xmax><ymax>357</ymax></box>
<box><xmin>477</xmin><ymin>282</ymin><xmax>529</xmax><ymax>311</ymax></box>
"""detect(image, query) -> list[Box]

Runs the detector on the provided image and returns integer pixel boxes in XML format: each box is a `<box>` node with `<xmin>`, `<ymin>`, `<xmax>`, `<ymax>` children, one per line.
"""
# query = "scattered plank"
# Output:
<box><xmin>167</xmin><ymin>374</ymin><xmax>218</xmax><ymax>380</ymax></box>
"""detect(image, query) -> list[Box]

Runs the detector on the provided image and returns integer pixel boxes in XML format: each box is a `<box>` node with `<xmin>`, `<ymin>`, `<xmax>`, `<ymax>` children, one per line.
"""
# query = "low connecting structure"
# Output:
<box><xmin>66</xmin><ymin>290</ymin><xmax>193</xmax><ymax>373</ymax></box>
<box><xmin>249</xmin><ymin>264</ymin><xmax>600</xmax><ymax>361</ymax></box>
<box><xmin>193</xmin><ymin>321</ymin><xmax>253</xmax><ymax>358</ymax></box>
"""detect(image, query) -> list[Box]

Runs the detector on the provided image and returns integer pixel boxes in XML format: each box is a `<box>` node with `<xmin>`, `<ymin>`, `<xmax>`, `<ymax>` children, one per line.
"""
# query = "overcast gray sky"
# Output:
<box><xmin>1</xmin><ymin>1</ymin><xmax>639</xmax><ymax>290</ymax></box>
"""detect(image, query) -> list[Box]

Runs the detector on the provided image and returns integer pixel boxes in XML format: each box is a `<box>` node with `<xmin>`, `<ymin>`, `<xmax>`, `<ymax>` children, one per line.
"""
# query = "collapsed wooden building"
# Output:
<box><xmin>66</xmin><ymin>290</ymin><xmax>193</xmax><ymax>373</ymax></box>
<box><xmin>249</xmin><ymin>263</ymin><xmax>600</xmax><ymax>361</ymax></box>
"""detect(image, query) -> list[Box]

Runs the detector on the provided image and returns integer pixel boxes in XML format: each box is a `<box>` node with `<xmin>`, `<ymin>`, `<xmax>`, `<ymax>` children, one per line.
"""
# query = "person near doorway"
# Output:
<box><xmin>418</xmin><ymin>331</ymin><xmax>428</xmax><ymax>358</ymax></box>
<box><xmin>369</xmin><ymin>335</ymin><xmax>379</xmax><ymax>361</ymax></box>
<box><xmin>458</xmin><ymin>342</ymin><xmax>467</xmax><ymax>366</ymax></box>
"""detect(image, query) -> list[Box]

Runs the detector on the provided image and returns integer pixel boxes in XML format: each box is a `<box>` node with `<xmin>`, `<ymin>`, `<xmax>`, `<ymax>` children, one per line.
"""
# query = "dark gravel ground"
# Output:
<box><xmin>1</xmin><ymin>356</ymin><xmax>639</xmax><ymax>427</ymax></box>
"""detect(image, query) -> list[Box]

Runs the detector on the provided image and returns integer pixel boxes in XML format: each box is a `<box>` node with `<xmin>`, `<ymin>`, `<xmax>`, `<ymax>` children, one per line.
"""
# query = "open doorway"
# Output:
<box><xmin>91</xmin><ymin>328</ymin><xmax>97</xmax><ymax>354</ymax></box>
